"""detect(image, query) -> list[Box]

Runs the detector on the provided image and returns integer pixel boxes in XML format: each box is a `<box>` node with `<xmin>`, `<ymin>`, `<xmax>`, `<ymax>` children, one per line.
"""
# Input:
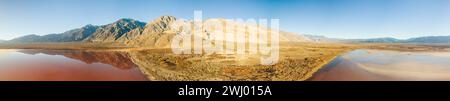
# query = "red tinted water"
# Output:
<box><xmin>0</xmin><ymin>49</ymin><xmax>148</xmax><ymax>81</ymax></box>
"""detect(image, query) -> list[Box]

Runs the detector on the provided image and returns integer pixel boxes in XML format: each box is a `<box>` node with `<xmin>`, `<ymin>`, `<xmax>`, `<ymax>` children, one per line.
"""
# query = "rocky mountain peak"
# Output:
<box><xmin>111</xmin><ymin>18</ymin><xmax>145</xmax><ymax>27</ymax></box>
<box><xmin>143</xmin><ymin>16</ymin><xmax>177</xmax><ymax>34</ymax></box>
<box><xmin>84</xmin><ymin>18</ymin><xmax>146</xmax><ymax>42</ymax></box>
<box><xmin>82</xmin><ymin>24</ymin><xmax>97</xmax><ymax>29</ymax></box>
<box><xmin>157</xmin><ymin>16</ymin><xmax>176</xmax><ymax>23</ymax></box>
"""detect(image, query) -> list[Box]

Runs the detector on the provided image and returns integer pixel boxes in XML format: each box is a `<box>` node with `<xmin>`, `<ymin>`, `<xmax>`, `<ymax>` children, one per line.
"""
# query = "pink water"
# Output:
<box><xmin>0</xmin><ymin>49</ymin><xmax>148</xmax><ymax>81</ymax></box>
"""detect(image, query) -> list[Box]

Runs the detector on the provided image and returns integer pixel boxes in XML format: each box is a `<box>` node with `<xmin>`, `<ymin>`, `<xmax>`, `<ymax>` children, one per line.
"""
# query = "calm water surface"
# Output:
<box><xmin>309</xmin><ymin>49</ymin><xmax>450</xmax><ymax>81</ymax></box>
<box><xmin>0</xmin><ymin>49</ymin><xmax>148</xmax><ymax>81</ymax></box>
<box><xmin>3</xmin><ymin>49</ymin><xmax>450</xmax><ymax>81</ymax></box>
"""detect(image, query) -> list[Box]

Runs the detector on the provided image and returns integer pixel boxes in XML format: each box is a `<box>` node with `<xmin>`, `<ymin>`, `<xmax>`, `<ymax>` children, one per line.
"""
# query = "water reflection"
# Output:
<box><xmin>309</xmin><ymin>49</ymin><xmax>450</xmax><ymax>81</ymax></box>
<box><xmin>18</xmin><ymin>49</ymin><xmax>137</xmax><ymax>69</ymax></box>
<box><xmin>0</xmin><ymin>49</ymin><xmax>148</xmax><ymax>81</ymax></box>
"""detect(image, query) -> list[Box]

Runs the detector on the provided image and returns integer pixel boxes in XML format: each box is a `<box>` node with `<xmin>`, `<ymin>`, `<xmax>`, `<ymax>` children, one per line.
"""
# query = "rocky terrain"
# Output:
<box><xmin>84</xmin><ymin>18</ymin><xmax>146</xmax><ymax>43</ymax></box>
<box><xmin>6</xmin><ymin>16</ymin><xmax>311</xmax><ymax>48</ymax></box>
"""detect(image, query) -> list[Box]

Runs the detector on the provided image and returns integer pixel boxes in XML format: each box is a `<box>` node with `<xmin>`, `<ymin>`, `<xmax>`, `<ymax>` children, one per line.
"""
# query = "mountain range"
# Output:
<box><xmin>6</xmin><ymin>16</ymin><xmax>310</xmax><ymax>47</ymax></box>
<box><xmin>302</xmin><ymin>35</ymin><xmax>450</xmax><ymax>44</ymax></box>
<box><xmin>9</xmin><ymin>24</ymin><xmax>99</xmax><ymax>43</ymax></box>
<box><xmin>347</xmin><ymin>36</ymin><xmax>450</xmax><ymax>43</ymax></box>
<box><xmin>5</xmin><ymin>16</ymin><xmax>450</xmax><ymax>45</ymax></box>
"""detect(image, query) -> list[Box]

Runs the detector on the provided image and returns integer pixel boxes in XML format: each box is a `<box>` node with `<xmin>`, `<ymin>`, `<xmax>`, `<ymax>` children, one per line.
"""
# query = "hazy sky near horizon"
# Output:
<box><xmin>1</xmin><ymin>0</ymin><xmax>450</xmax><ymax>40</ymax></box>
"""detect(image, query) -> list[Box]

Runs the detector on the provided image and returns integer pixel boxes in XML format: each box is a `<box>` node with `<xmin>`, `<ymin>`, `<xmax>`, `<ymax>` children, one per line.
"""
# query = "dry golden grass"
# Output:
<box><xmin>128</xmin><ymin>42</ymin><xmax>356</xmax><ymax>81</ymax></box>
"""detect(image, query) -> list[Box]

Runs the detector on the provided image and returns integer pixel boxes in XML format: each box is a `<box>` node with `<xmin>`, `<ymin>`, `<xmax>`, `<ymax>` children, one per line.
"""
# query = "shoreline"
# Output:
<box><xmin>299</xmin><ymin>51</ymin><xmax>348</xmax><ymax>81</ymax></box>
<box><xmin>6</xmin><ymin>42</ymin><xmax>449</xmax><ymax>81</ymax></box>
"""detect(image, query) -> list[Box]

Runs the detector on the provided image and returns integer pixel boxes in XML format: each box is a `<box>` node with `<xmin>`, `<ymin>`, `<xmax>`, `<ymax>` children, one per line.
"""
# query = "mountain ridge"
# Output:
<box><xmin>303</xmin><ymin>35</ymin><xmax>450</xmax><ymax>44</ymax></box>
<box><xmin>7</xmin><ymin>16</ymin><xmax>311</xmax><ymax>48</ymax></box>
<box><xmin>9</xmin><ymin>24</ymin><xmax>99</xmax><ymax>43</ymax></box>
<box><xmin>350</xmin><ymin>36</ymin><xmax>450</xmax><ymax>43</ymax></box>
<box><xmin>84</xmin><ymin>18</ymin><xmax>146</xmax><ymax>42</ymax></box>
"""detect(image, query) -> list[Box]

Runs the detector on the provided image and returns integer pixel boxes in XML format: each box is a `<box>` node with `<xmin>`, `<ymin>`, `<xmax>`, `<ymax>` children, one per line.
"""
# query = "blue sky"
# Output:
<box><xmin>0</xmin><ymin>0</ymin><xmax>450</xmax><ymax>40</ymax></box>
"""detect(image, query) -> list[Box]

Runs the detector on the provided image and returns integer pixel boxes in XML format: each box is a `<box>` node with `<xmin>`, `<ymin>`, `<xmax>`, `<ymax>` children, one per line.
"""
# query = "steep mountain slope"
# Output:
<box><xmin>121</xmin><ymin>16</ymin><xmax>311</xmax><ymax>48</ymax></box>
<box><xmin>118</xmin><ymin>16</ymin><xmax>177</xmax><ymax>48</ymax></box>
<box><xmin>84</xmin><ymin>18</ymin><xmax>146</xmax><ymax>42</ymax></box>
<box><xmin>8</xmin><ymin>16</ymin><xmax>310</xmax><ymax>47</ymax></box>
<box><xmin>58</xmin><ymin>24</ymin><xmax>99</xmax><ymax>41</ymax></box>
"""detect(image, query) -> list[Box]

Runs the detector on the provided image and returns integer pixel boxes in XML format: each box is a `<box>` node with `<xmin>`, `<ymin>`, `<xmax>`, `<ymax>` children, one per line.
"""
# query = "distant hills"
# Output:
<box><xmin>302</xmin><ymin>35</ymin><xmax>450</xmax><ymax>44</ymax></box>
<box><xmin>303</xmin><ymin>34</ymin><xmax>345</xmax><ymax>42</ymax></box>
<box><xmin>404</xmin><ymin>36</ymin><xmax>450</xmax><ymax>43</ymax></box>
<box><xmin>9</xmin><ymin>24</ymin><xmax>99</xmax><ymax>43</ymax></box>
<box><xmin>350</xmin><ymin>37</ymin><xmax>401</xmax><ymax>43</ymax></box>
<box><xmin>348</xmin><ymin>36</ymin><xmax>450</xmax><ymax>43</ymax></box>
